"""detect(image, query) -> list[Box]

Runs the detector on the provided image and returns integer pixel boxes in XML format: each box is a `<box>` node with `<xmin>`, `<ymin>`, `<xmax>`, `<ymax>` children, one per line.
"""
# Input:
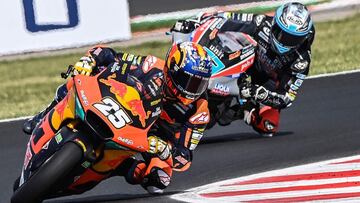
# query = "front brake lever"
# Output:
<box><xmin>61</xmin><ymin>65</ymin><xmax>74</xmax><ymax>79</ymax></box>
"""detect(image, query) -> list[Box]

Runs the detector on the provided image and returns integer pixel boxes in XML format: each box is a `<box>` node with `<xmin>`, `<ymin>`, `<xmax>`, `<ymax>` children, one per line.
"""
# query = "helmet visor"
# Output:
<box><xmin>169</xmin><ymin>68</ymin><xmax>209</xmax><ymax>98</ymax></box>
<box><xmin>271</xmin><ymin>22</ymin><xmax>307</xmax><ymax>48</ymax></box>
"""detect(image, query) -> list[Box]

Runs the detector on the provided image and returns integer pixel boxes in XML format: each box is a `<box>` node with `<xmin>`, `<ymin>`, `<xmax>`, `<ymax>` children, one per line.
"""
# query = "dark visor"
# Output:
<box><xmin>169</xmin><ymin>69</ymin><xmax>209</xmax><ymax>97</ymax></box>
<box><xmin>271</xmin><ymin>23</ymin><xmax>307</xmax><ymax>48</ymax></box>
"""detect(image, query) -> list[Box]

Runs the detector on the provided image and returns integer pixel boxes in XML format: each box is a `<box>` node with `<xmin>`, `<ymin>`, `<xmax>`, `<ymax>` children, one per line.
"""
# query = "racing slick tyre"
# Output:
<box><xmin>11</xmin><ymin>142</ymin><xmax>83</xmax><ymax>203</ymax></box>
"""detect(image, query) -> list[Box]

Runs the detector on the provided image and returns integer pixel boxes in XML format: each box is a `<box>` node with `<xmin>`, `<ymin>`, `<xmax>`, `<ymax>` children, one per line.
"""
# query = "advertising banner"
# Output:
<box><xmin>0</xmin><ymin>0</ymin><xmax>131</xmax><ymax>55</ymax></box>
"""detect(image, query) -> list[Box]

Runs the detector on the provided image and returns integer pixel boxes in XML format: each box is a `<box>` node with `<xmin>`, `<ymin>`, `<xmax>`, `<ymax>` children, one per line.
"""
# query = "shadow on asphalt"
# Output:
<box><xmin>201</xmin><ymin>131</ymin><xmax>293</xmax><ymax>144</ymax></box>
<box><xmin>48</xmin><ymin>191</ymin><xmax>180</xmax><ymax>203</ymax></box>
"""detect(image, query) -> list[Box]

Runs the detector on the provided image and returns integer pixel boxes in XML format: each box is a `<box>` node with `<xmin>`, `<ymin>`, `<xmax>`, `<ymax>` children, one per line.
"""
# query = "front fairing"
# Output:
<box><xmin>73</xmin><ymin>68</ymin><xmax>162</xmax><ymax>153</ymax></box>
<box><xmin>189</xmin><ymin>17</ymin><xmax>256</xmax><ymax>78</ymax></box>
<box><xmin>189</xmin><ymin>17</ymin><xmax>256</xmax><ymax>96</ymax></box>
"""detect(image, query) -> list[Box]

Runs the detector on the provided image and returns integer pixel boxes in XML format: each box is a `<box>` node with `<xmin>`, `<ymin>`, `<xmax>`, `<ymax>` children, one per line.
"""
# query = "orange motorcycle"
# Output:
<box><xmin>11</xmin><ymin>65</ymin><xmax>165</xmax><ymax>203</ymax></box>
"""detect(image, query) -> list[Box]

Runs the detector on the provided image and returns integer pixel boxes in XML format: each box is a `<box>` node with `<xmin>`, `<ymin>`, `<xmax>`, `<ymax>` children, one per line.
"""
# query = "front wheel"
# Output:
<box><xmin>11</xmin><ymin>142</ymin><xmax>83</xmax><ymax>203</ymax></box>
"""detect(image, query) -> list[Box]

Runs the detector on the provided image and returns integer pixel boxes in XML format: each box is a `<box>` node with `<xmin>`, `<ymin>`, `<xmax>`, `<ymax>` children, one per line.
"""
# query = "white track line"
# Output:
<box><xmin>1</xmin><ymin>69</ymin><xmax>359</xmax><ymax>123</ymax></box>
<box><xmin>171</xmin><ymin>155</ymin><xmax>360</xmax><ymax>203</ymax></box>
<box><xmin>0</xmin><ymin>116</ymin><xmax>31</xmax><ymax>123</ymax></box>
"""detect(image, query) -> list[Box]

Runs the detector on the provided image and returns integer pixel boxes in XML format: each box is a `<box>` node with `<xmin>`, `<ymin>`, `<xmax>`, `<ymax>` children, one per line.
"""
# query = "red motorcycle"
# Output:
<box><xmin>171</xmin><ymin>15</ymin><xmax>279</xmax><ymax>131</ymax></box>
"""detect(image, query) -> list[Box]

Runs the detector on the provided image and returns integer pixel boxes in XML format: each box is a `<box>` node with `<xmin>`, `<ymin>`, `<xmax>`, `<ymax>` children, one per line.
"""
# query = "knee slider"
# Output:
<box><xmin>251</xmin><ymin>106</ymin><xmax>280</xmax><ymax>134</ymax></box>
<box><xmin>123</xmin><ymin>159</ymin><xmax>146</xmax><ymax>185</ymax></box>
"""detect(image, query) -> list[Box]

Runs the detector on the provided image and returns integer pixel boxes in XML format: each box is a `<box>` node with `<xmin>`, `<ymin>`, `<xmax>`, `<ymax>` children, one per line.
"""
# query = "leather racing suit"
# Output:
<box><xmin>48</xmin><ymin>46</ymin><xmax>210</xmax><ymax>193</ymax></box>
<box><xmin>171</xmin><ymin>12</ymin><xmax>315</xmax><ymax>134</ymax></box>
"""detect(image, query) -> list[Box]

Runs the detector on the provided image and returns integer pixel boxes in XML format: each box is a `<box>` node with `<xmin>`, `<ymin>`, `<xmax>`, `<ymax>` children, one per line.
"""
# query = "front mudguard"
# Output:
<box><xmin>23</xmin><ymin>126</ymin><xmax>97</xmax><ymax>183</ymax></box>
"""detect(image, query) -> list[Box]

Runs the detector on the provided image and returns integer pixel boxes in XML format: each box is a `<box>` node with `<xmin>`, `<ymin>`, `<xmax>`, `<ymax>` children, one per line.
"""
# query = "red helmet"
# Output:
<box><xmin>164</xmin><ymin>42</ymin><xmax>212</xmax><ymax>105</ymax></box>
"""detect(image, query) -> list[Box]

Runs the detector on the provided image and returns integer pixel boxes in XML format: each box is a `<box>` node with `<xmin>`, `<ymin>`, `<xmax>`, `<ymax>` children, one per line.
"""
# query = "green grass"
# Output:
<box><xmin>0</xmin><ymin>13</ymin><xmax>359</xmax><ymax>119</ymax></box>
<box><xmin>310</xmin><ymin>14</ymin><xmax>360</xmax><ymax>75</ymax></box>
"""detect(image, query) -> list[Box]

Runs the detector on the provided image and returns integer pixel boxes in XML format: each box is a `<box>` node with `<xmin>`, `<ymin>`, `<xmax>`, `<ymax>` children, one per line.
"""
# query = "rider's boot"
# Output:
<box><xmin>23</xmin><ymin>84</ymin><xmax>68</xmax><ymax>134</ymax></box>
<box><xmin>22</xmin><ymin>99</ymin><xmax>58</xmax><ymax>134</ymax></box>
<box><xmin>244</xmin><ymin>105</ymin><xmax>279</xmax><ymax>138</ymax></box>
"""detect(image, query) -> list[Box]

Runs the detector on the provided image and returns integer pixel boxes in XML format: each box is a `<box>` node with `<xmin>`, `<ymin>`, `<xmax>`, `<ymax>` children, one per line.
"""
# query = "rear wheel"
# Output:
<box><xmin>11</xmin><ymin>142</ymin><xmax>83</xmax><ymax>203</ymax></box>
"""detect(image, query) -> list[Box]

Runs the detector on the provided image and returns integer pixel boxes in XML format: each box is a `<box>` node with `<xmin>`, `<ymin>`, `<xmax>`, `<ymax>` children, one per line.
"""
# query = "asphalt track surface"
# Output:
<box><xmin>128</xmin><ymin>0</ymin><xmax>266</xmax><ymax>16</ymax></box>
<box><xmin>1</xmin><ymin>72</ymin><xmax>360</xmax><ymax>203</ymax></box>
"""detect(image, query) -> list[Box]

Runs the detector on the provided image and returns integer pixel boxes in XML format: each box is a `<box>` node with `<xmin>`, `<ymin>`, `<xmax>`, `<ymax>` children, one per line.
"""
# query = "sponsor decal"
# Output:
<box><xmin>229</xmin><ymin>51</ymin><xmax>241</xmax><ymax>61</ymax></box>
<box><xmin>294</xmin><ymin>79</ymin><xmax>304</xmax><ymax>87</ymax></box>
<box><xmin>293</xmin><ymin>60</ymin><xmax>309</xmax><ymax>72</ymax></box>
<box><xmin>210</xmin><ymin>83</ymin><xmax>230</xmax><ymax>96</ymax></box>
<box><xmin>126</xmin><ymin>54</ymin><xmax>135</xmax><ymax>62</ymax></box>
<box><xmin>147</xmin><ymin>84</ymin><xmax>156</xmax><ymax>96</ymax></box>
<box><xmin>258</xmin><ymin>31</ymin><xmax>269</xmax><ymax>42</ymax></box>
<box><xmin>263</xmin><ymin>26</ymin><xmax>271</xmax><ymax>35</ymax></box>
<box><xmin>240</xmin><ymin>57</ymin><xmax>254</xmax><ymax>70</ymax></box>
<box><xmin>150</xmin><ymin>99</ymin><xmax>161</xmax><ymax>106</ymax></box>
<box><xmin>286</xmin><ymin>92</ymin><xmax>296</xmax><ymax>101</ymax></box>
<box><xmin>151</xmin><ymin>107</ymin><xmax>161</xmax><ymax>118</ymax></box>
<box><xmin>190</xmin><ymin>112</ymin><xmax>210</xmax><ymax>124</ymax></box>
<box><xmin>290</xmin><ymin>84</ymin><xmax>299</xmax><ymax>91</ymax></box>
<box><xmin>209</xmin><ymin>45</ymin><xmax>224</xmax><ymax>59</ymax></box>
<box><xmin>142</xmin><ymin>56</ymin><xmax>157</xmax><ymax>73</ymax></box>
<box><xmin>80</xmin><ymin>90</ymin><xmax>89</xmax><ymax>106</ymax></box>
<box><xmin>110</xmin><ymin>63</ymin><xmax>121</xmax><ymax>73</ymax></box>
<box><xmin>81</xmin><ymin>161</ymin><xmax>91</xmax><ymax>168</ymax></box>
<box><xmin>215</xmin><ymin>18</ymin><xmax>226</xmax><ymax>29</ymax></box>
<box><xmin>121</xmin><ymin>63</ymin><xmax>128</xmax><ymax>75</ymax></box>
<box><xmin>174</xmin><ymin>21</ymin><xmax>183</xmax><ymax>31</ymax></box>
<box><xmin>296</xmin><ymin>73</ymin><xmax>307</xmax><ymax>79</ymax></box>
<box><xmin>55</xmin><ymin>133</ymin><xmax>63</xmax><ymax>144</ymax></box>
<box><xmin>93</xmin><ymin>47</ymin><xmax>102</xmax><ymax>56</ymax></box>
<box><xmin>240</xmin><ymin>48</ymin><xmax>254</xmax><ymax>60</ymax></box>
<box><xmin>117</xmin><ymin>136</ymin><xmax>134</xmax><ymax>145</ymax></box>
<box><xmin>255</xmin><ymin>15</ymin><xmax>265</xmax><ymax>26</ymax></box>
<box><xmin>287</xmin><ymin>15</ymin><xmax>303</xmax><ymax>26</ymax></box>
<box><xmin>209</xmin><ymin>29</ymin><xmax>218</xmax><ymax>40</ymax></box>
<box><xmin>192</xmin><ymin>60</ymin><xmax>210</xmax><ymax>74</ymax></box>
<box><xmin>150</xmin><ymin>80</ymin><xmax>159</xmax><ymax>91</ymax></box>
<box><xmin>209</xmin><ymin>18</ymin><xmax>224</xmax><ymax>30</ymax></box>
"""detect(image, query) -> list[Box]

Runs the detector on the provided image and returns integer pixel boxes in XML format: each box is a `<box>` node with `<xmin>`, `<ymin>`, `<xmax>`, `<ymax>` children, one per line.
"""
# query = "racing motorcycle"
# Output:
<box><xmin>171</xmin><ymin>15</ymin><xmax>257</xmax><ymax>129</ymax></box>
<box><xmin>11</xmin><ymin>64</ymin><xmax>164</xmax><ymax>203</ymax></box>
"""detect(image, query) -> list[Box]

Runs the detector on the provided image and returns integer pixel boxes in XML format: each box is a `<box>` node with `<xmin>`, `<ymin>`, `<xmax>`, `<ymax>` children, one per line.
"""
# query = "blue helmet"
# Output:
<box><xmin>270</xmin><ymin>2</ymin><xmax>313</xmax><ymax>54</ymax></box>
<box><xmin>164</xmin><ymin>42</ymin><xmax>212</xmax><ymax>105</ymax></box>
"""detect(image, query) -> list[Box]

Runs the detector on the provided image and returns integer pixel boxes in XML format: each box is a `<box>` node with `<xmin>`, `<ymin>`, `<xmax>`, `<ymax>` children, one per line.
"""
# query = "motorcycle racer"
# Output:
<box><xmin>23</xmin><ymin>42</ymin><xmax>212</xmax><ymax>194</ymax></box>
<box><xmin>170</xmin><ymin>2</ymin><xmax>315</xmax><ymax>137</ymax></box>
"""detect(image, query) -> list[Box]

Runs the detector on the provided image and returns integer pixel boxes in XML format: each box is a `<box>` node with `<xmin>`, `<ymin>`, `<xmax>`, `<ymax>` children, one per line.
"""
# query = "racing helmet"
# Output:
<box><xmin>164</xmin><ymin>42</ymin><xmax>212</xmax><ymax>105</ymax></box>
<box><xmin>270</xmin><ymin>2</ymin><xmax>313</xmax><ymax>54</ymax></box>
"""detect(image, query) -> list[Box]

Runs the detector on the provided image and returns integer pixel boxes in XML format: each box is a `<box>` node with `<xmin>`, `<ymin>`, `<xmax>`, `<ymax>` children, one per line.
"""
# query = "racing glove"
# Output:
<box><xmin>240</xmin><ymin>84</ymin><xmax>269</xmax><ymax>102</ymax></box>
<box><xmin>147</xmin><ymin>136</ymin><xmax>171</xmax><ymax>161</ymax></box>
<box><xmin>172</xmin><ymin>145</ymin><xmax>193</xmax><ymax>171</ymax></box>
<box><xmin>74</xmin><ymin>56</ymin><xmax>96</xmax><ymax>76</ymax></box>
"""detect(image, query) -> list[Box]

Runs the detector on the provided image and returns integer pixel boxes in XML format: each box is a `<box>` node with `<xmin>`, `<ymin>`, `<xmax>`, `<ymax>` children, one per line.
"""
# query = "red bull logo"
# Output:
<box><xmin>100</xmin><ymin>74</ymin><xmax>151</xmax><ymax>127</ymax></box>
